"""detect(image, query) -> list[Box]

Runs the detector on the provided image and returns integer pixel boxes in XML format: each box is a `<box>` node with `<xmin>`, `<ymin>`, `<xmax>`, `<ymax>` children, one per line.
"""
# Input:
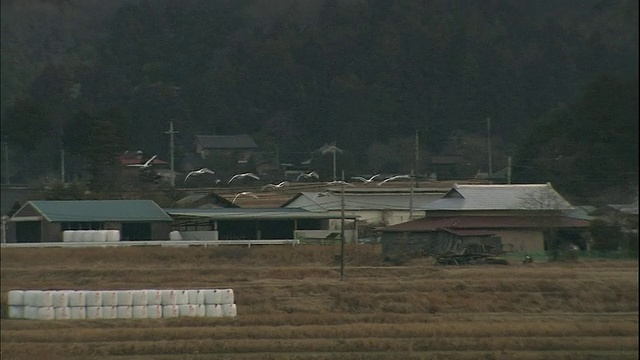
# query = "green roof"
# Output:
<box><xmin>26</xmin><ymin>200</ymin><xmax>173</xmax><ymax>222</ymax></box>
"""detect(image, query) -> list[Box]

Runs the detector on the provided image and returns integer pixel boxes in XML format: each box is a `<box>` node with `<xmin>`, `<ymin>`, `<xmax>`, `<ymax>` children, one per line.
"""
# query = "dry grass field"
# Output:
<box><xmin>1</xmin><ymin>245</ymin><xmax>638</xmax><ymax>360</ymax></box>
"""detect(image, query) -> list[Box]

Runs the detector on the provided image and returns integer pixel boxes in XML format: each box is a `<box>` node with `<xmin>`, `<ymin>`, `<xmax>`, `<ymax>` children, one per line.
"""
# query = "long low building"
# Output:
<box><xmin>5</xmin><ymin>200</ymin><xmax>174</xmax><ymax>243</ymax></box>
<box><xmin>164</xmin><ymin>208</ymin><xmax>359</xmax><ymax>243</ymax></box>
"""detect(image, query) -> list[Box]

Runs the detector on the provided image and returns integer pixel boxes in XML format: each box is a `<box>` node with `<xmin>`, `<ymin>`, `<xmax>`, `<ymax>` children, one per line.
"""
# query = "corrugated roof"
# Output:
<box><xmin>164</xmin><ymin>207</ymin><xmax>358</xmax><ymax>220</ymax></box>
<box><xmin>282</xmin><ymin>191</ymin><xmax>446</xmax><ymax>212</ymax></box>
<box><xmin>195</xmin><ymin>135</ymin><xmax>257</xmax><ymax>149</ymax></box>
<box><xmin>425</xmin><ymin>183</ymin><xmax>574</xmax><ymax>211</ymax></box>
<box><xmin>379</xmin><ymin>216</ymin><xmax>590</xmax><ymax>232</ymax></box>
<box><xmin>25</xmin><ymin>200</ymin><xmax>173</xmax><ymax>222</ymax></box>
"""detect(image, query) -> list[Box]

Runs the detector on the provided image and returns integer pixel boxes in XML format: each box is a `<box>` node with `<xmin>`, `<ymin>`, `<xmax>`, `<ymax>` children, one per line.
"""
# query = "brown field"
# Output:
<box><xmin>1</xmin><ymin>245</ymin><xmax>638</xmax><ymax>360</ymax></box>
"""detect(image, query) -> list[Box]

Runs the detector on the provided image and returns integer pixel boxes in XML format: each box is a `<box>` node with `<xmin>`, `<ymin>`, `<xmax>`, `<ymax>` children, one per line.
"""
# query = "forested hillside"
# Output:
<box><xmin>1</xmin><ymin>0</ymin><xmax>637</xmax><ymax>203</ymax></box>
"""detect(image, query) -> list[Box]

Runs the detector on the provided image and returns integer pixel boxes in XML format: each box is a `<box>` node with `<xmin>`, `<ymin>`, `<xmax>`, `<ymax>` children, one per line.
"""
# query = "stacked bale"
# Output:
<box><xmin>7</xmin><ymin>288</ymin><xmax>236</xmax><ymax>320</ymax></box>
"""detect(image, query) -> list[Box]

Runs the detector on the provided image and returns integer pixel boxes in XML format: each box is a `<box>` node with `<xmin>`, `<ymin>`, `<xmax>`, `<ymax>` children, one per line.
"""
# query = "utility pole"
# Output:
<box><xmin>61</xmin><ymin>149</ymin><xmax>65</xmax><ymax>184</ymax></box>
<box><xmin>487</xmin><ymin>118</ymin><xmax>492</xmax><ymax>176</ymax></box>
<box><xmin>409</xmin><ymin>169</ymin><xmax>414</xmax><ymax>221</ymax></box>
<box><xmin>2</xmin><ymin>142</ymin><xmax>9</xmax><ymax>185</ymax></box>
<box><xmin>340</xmin><ymin>169</ymin><xmax>345</xmax><ymax>281</ymax></box>
<box><xmin>414</xmin><ymin>130</ymin><xmax>419</xmax><ymax>176</ymax></box>
<box><xmin>507</xmin><ymin>156</ymin><xmax>512</xmax><ymax>184</ymax></box>
<box><xmin>165</xmin><ymin>122</ymin><xmax>179</xmax><ymax>187</ymax></box>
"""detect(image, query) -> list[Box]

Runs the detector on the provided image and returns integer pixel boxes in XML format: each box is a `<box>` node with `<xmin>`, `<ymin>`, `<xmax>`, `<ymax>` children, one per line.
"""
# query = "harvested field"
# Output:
<box><xmin>1</xmin><ymin>245</ymin><xmax>638</xmax><ymax>360</ymax></box>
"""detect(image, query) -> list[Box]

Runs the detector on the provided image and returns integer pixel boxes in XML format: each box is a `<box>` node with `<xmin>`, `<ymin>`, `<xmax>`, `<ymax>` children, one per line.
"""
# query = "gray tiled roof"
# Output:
<box><xmin>425</xmin><ymin>183</ymin><xmax>574</xmax><ymax>211</ymax></box>
<box><xmin>23</xmin><ymin>200</ymin><xmax>172</xmax><ymax>222</ymax></box>
<box><xmin>195</xmin><ymin>135</ymin><xmax>257</xmax><ymax>149</ymax></box>
<box><xmin>283</xmin><ymin>191</ymin><xmax>445</xmax><ymax>212</ymax></box>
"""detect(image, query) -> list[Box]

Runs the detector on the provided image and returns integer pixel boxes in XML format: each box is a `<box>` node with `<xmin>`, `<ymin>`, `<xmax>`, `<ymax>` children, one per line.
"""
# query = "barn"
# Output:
<box><xmin>5</xmin><ymin>200</ymin><xmax>173</xmax><ymax>243</ymax></box>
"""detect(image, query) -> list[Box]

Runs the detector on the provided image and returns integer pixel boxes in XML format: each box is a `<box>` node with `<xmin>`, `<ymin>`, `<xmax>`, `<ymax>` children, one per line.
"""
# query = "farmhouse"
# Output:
<box><xmin>5</xmin><ymin>200</ymin><xmax>173</xmax><ymax>243</ymax></box>
<box><xmin>281</xmin><ymin>187</ymin><xmax>448</xmax><ymax>240</ymax></box>
<box><xmin>194</xmin><ymin>134</ymin><xmax>258</xmax><ymax>162</ymax></box>
<box><xmin>379</xmin><ymin>183</ymin><xmax>591</xmax><ymax>257</ymax></box>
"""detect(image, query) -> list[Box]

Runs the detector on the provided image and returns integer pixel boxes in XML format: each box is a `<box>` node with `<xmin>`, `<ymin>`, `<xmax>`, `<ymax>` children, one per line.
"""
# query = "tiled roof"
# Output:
<box><xmin>20</xmin><ymin>200</ymin><xmax>172</xmax><ymax>222</ymax></box>
<box><xmin>282</xmin><ymin>191</ymin><xmax>446</xmax><ymax>211</ymax></box>
<box><xmin>425</xmin><ymin>183</ymin><xmax>574</xmax><ymax>211</ymax></box>
<box><xmin>379</xmin><ymin>215</ymin><xmax>590</xmax><ymax>232</ymax></box>
<box><xmin>195</xmin><ymin>135</ymin><xmax>257</xmax><ymax>149</ymax></box>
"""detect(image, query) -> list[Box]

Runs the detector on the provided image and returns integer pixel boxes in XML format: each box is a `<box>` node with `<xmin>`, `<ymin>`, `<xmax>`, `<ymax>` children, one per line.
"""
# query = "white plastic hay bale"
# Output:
<box><xmin>178</xmin><ymin>304</ymin><xmax>198</xmax><ymax>317</ymax></box>
<box><xmin>102</xmin><ymin>306</ymin><xmax>118</xmax><ymax>319</ymax></box>
<box><xmin>24</xmin><ymin>306</ymin><xmax>39</xmax><ymax>320</ymax></box>
<box><xmin>54</xmin><ymin>307</ymin><xmax>71</xmax><ymax>320</ymax></box>
<box><xmin>219</xmin><ymin>289</ymin><xmax>234</xmax><ymax>305</ymax></box>
<box><xmin>117</xmin><ymin>291</ymin><xmax>133</xmax><ymax>306</ymax></box>
<box><xmin>132</xmin><ymin>290</ymin><xmax>148</xmax><ymax>306</ymax></box>
<box><xmin>132</xmin><ymin>306</ymin><xmax>148</xmax><ymax>319</ymax></box>
<box><xmin>37</xmin><ymin>307</ymin><xmax>55</xmax><ymax>320</ymax></box>
<box><xmin>68</xmin><ymin>291</ymin><xmax>86</xmax><ymax>307</ymax></box>
<box><xmin>187</xmin><ymin>289</ymin><xmax>204</xmax><ymax>305</ymax></box>
<box><xmin>205</xmin><ymin>304</ymin><xmax>223</xmax><ymax>317</ymax></box>
<box><xmin>76</xmin><ymin>230</ymin><xmax>87</xmax><ymax>242</ymax></box>
<box><xmin>84</xmin><ymin>230</ymin><xmax>96</xmax><ymax>242</ymax></box>
<box><xmin>169</xmin><ymin>230</ymin><xmax>183</xmax><ymax>241</ymax></box>
<box><xmin>51</xmin><ymin>290</ymin><xmax>69</xmax><ymax>308</ymax></box>
<box><xmin>117</xmin><ymin>306</ymin><xmax>132</xmax><ymax>319</ymax></box>
<box><xmin>196</xmin><ymin>304</ymin><xmax>206</xmax><ymax>317</ymax></box>
<box><xmin>94</xmin><ymin>230</ymin><xmax>108</xmax><ymax>242</ymax></box>
<box><xmin>23</xmin><ymin>290</ymin><xmax>40</xmax><ymax>307</ymax></box>
<box><xmin>70</xmin><ymin>307</ymin><xmax>86</xmax><ymax>320</ymax></box>
<box><xmin>70</xmin><ymin>230</ymin><xmax>81</xmax><ymax>242</ymax></box>
<box><xmin>221</xmin><ymin>304</ymin><xmax>237</xmax><ymax>317</ymax></box>
<box><xmin>175</xmin><ymin>290</ymin><xmax>189</xmax><ymax>305</ymax></box>
<box><xmin>161</xmin><ymin>290</ymin><xmax>177</xmax><ymax>305</ymax></box>
<box><xmin>35</xmin><ymin>291</ymin><xmax>54</xmax><ymax>307</ymax></box>
<box><xmin>146</xmin><ymin>289</ymin><xmax>162</xmax><ymax>305</ymax></box>
<box><xmin>203</xmin><ymin>289</ymin><xmax>222</xmax><ymax>304</ymax></box>
<box><xmin>86</xmin><ymin>306</ymin><xmax>103</xmax><ymax>319</ymax></box>
<box><xmin>63</xmin><ymin>230</ymin><xmax>73</xmax><ymax>242</ymax></box>
<box><xmin>8</xmin><ymin>290</ymin><xmax>24</xmax><ymax>306</ymax></box>
<box><xmin>147</xmin><ymin>305</ymin><xmax>163</xmax><ymax>319</ymax></box>
<box><xmin>8</xmin><ymin>306</ymin><xmax>24</xmax><ymax>319</ymax></box>
<box><xmin>85</xmin><ymin>291</ymin><xmax>102</xmax><ymax>307</ymax></box>
<box><xmin>102</xmin><ymin>291</ymin><xmax>119</xmax><ymax>306</ymax></box>
<box><xmin>162</xmin><ymin>305</ymin><xmax>179</xmax><ymax>318</ymax></box>
<box><xmin>106</xmin><ymin>230</ymin><xmax>120</xmax><ymax>242</ymax></box>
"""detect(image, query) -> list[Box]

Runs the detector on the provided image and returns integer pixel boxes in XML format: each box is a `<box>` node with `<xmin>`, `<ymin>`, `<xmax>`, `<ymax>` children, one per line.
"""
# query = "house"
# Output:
<box><xmin>174</xmin><ymin>193</ymin><xmax>238</xmax><ymax>209</ymax></box>
<box><xmin>282</xmin><ymin>187</ymin><xmax>449</xmax><ymax>241</ymax></box>
<box><xmin>428</xmin><ymin>155</ymin><xmax>465</xmax><ymax>180</ymax></box>
<box><xmin>378</xmin><ymin>183</ymin><xmax>591</xmax><ymax>257</ymax></box>
<box><xmin>6</xmin><ymin>200</ymin><xmax>173</xmax><ymax>243</ymax></box>
<box><xmin>194</xmin><ymin>134</ymin><xmax>258</xmax><ymax>161</ymax></box>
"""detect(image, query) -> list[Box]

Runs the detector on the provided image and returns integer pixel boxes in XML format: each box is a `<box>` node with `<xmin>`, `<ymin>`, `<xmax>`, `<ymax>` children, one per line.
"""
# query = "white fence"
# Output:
<box><xmin>0</xmin><ymin>239</ymin><xmax>300</xmax><ymax>248</ymax></box>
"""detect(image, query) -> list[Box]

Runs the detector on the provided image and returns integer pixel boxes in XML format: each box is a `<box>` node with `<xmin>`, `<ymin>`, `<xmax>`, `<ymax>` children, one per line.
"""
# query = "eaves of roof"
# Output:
<box><xmin>21</xmin><ymin>200</ymin><xmax>173</xmax><ymax>222</ymax></box>
<box><xmin>378</xmin><ymin>216</ymin><xmax>590</xmax><ymax>232</ymax></box>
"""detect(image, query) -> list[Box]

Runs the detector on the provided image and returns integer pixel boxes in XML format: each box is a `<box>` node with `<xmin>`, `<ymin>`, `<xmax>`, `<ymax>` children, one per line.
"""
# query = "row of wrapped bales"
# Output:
<box><xmin>62</xmin><ymin>230</ymin><xmax>120</xmax><ymax>242</ymax></box>
<box><xmin>7</xmin><ymin>289</ymin><xmax>236</xmax><ymax>320</ymax></box>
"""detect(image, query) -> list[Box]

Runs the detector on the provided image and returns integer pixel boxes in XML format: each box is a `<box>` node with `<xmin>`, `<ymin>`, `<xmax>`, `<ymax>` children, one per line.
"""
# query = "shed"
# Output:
<box><xmin>6</xmin><ymin>200</ymin><xmax>173</xmax><ymax>243</ymax></box>
<box><xmin>164</xmin><ymin>207</ymin><xmax>359</xmax><ymax>243</ymax></box>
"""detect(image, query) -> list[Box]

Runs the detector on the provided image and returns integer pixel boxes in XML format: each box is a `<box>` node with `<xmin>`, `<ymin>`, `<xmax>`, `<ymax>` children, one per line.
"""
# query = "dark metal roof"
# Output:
<box><xmin>14</xmin><ymin>200</ymin><xmax>173</xmax><ymax>222</ymax></box>
<box><xmin>379</xmin><ymin>216</ymin><xmax>590</xmax><ymax>232</ymax></box>
<box><xmin>195</xmin><ymin>135</ymin><xmax>258</xmax><ymax>149</ymax></box>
